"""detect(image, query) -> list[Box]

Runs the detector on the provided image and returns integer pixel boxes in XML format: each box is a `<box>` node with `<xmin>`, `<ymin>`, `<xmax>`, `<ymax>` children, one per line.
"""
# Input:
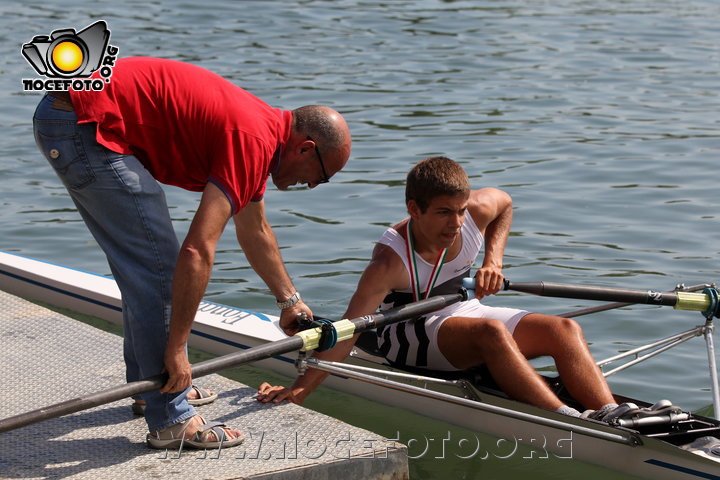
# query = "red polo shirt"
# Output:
<box><xmin>70</xmin><ymin>57</ymin><xmax>292</xmax><ymax>214</ymax></box>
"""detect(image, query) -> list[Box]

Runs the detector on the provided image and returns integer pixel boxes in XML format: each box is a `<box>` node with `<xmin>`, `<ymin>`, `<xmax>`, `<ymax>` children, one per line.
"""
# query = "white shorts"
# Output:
<box><xmin>376</xmin><ymin>299</ymin><xmax>529</xmax><ymax>371</ymax></box>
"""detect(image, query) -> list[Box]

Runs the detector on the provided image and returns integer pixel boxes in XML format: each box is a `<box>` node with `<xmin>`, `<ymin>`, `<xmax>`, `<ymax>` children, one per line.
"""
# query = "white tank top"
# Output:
<box><xmin>378</xmin><ymin>214</ymin><xmax>484</xmax><ymax>307</ymax></box>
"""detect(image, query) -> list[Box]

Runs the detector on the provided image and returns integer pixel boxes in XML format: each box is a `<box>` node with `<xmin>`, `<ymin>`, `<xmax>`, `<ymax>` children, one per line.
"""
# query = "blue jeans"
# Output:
<box><xmin>33</xmin><ymin>94</ymin><xmax>195</xmax><ymax>431</ymax></box>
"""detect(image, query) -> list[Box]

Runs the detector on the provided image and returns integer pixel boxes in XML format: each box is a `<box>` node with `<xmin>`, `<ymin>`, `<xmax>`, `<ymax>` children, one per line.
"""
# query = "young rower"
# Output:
<box><xmin>258</xmin><ymin>156</ymin><xmax>634</xmax><ymax>421</ymax></box>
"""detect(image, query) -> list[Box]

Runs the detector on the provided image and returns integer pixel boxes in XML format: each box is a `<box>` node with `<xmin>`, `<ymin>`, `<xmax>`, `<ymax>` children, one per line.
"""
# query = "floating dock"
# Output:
<box><xmin>0</xmin><ymin>290</ymin><xmax>408</xmax><ymax>479</ymax></box>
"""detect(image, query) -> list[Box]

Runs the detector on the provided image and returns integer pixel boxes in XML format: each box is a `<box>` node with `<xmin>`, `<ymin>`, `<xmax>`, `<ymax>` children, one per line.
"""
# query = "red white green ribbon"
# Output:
<box><xmin>405</xmin><ymin>219</ymin><xmax>448</xmax><ymax>302</ymax></box>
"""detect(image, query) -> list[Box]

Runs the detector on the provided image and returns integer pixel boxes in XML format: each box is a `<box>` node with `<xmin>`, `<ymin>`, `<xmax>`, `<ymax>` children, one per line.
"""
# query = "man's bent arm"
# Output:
<box><xmin>162</xmin><ymin>182</ymin><xmax>231</xmax><ymax>393</ymax></box>
<box><xmin>234</xmin><ymin>200</ymin><xmax>310</xmax><ymax>335</ymax></box>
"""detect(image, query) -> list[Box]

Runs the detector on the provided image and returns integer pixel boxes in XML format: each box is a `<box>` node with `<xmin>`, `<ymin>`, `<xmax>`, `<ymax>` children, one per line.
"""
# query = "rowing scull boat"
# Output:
<box><xmin>0</xmin><ymin>250</ymin><xmax>718</xmax><ymax>479</ymax></box>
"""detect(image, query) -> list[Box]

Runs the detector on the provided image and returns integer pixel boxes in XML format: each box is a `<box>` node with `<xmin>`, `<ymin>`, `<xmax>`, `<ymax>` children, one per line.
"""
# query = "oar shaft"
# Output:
<box><xmin>0</xmin><ymin>338</ymin><xmax>307</xmax><ymax>434</ymax></box>
<box><xmin>351</xmin><ymin>292</ymin><xmax>465</xmax><ymax>330</ymax></box>
<box><xmin>191</xmin><ymin>337</ymin><xmax>303</xmax><ymax>378</ymax></box>
<box><xmin>0</xmin><ymin>292</ymin><xmax>465</xmax><ymax>434</ymax></box>
<box><xmin>504</xmin><ymin>281</ymin><xmax>716</xmax><ymax>315</ymax></box>
<box><xmin>0</xmin><ymin>377</ymin><xmax>164</xmax><ymax>434</ymax></box>
<box><xmin>506</xmin><ymin>281</ymin><xmax>680</xmax><ymax>307</ymax></box>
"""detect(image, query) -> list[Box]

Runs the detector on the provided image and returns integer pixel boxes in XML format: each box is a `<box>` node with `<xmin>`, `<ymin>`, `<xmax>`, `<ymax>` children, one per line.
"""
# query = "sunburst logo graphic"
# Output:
<box><xmin>51</xmin><ymin>41</ymin><xmax>85</xmax><ymax>74</ymax></box>
<box><xmin>21</xmin><ymin>20</ymin><xmax>119</xmax><ymax>91</ymax></box>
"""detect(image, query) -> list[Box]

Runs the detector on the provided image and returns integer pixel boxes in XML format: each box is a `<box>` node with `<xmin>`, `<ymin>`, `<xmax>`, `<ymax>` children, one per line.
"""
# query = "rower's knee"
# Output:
<box><xmin>557</xmin><ymin>316</ymin><xmax>584</xmax><ymax>341</ymax></box>
<box><xmin>439</xmin><ymin>317</ymin><xmax>517</xmax><ymax>369</ymax></box>
<box><xmin>543</xmin><ymin>317</ymin><xmax>587</xmax><ymax>356</ymax></box>
<box><xmin>473</xmin><ymin>318</ymin><xmax>515</xmax><ymax>350</ymax></box>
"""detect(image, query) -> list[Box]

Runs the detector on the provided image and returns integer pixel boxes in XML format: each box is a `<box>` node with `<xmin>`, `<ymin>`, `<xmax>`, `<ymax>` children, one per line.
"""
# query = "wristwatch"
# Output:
<box><xmin>276</xmin><ymin>291</ymin><xmax>301</xmax><ymax>310</ymax></box>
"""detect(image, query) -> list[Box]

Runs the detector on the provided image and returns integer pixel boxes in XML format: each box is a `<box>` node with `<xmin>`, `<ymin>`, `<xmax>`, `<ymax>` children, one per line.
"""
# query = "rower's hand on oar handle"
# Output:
<box><xmin>279</xmin><ymin>300</ymin><xmax>313</xmax><ymax>336</ymax></box>
<box><xmin>256</xmin><ymin>382</ymin><xmax>304</xmax><ymax>405</ymax></box>
<box><xmin>472</xmin><ymin>266</ymin><xmax>504</xmax><ymax>300</ymax></box>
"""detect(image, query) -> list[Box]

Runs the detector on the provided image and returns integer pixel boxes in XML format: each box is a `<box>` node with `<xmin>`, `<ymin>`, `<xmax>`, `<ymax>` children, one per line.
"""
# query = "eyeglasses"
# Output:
<box><xmin>307</xmin><ymin>136</ymin><xmax>330</xmax><ymax>184</ymax></box>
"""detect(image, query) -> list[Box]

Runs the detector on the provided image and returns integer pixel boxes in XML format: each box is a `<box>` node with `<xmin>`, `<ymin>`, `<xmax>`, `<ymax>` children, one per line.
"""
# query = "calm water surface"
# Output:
<box><xmin>1</xmin><ymin>1</ymin><xmax>719</xmax><ymax>478</ymax></box>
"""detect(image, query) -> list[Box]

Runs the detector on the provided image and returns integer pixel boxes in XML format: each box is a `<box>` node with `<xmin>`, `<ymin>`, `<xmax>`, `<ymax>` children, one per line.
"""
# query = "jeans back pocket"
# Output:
<box><xmin>35</xmin><ymin>130</ymin><xmax>95</xmax><ymax>190</ymax></box>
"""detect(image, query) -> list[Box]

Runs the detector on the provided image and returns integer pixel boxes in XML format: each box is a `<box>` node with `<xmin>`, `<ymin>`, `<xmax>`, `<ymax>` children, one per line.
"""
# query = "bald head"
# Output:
<box><xmin>292</xmin><ymin>105</ymin><xmax>351</xmax><ymax>171</ymax></box>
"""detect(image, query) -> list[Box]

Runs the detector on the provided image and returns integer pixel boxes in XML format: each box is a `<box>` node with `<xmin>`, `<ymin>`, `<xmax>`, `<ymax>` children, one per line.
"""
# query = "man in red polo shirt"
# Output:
<box><xmin>33</xmin><ymin>57</ymin><xmax>351</xmax><ymax>449</ymax></box>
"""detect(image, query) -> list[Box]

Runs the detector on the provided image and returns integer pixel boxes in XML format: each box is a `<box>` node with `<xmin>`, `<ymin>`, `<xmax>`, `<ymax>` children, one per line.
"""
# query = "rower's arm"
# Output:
<box><xmin>257</xmin><ymin>243</ymin><xmax>403</xmax><ymax>404</ymax></box>
<box><xmin>468</xmin><ymin>188</ymin><xmax>512</xmax><ymax>298</ymax></box>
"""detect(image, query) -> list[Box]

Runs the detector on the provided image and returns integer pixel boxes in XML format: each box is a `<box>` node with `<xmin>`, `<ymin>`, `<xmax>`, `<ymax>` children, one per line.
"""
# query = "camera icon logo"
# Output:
<box><xmin>22</xmin><ymin>20</ymin><xmax>110</xmax><ymax>78</ymax></box>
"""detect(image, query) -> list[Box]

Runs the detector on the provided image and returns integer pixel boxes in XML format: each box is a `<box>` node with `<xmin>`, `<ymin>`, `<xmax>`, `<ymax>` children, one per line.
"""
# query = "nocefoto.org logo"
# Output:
<box><xmin>21</xmin><ymin>20</ymin><xmax>119</xmax><ymax>92</ymax></box>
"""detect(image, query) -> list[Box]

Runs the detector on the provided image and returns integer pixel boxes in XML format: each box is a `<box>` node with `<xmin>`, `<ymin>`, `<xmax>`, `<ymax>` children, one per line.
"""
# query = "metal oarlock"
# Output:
<box><xmin>296</xmin><ymin>312</ymin><xmax>339</xmax><ymax>352</ymax></box>
<box><xmin>702</xmin><ymin>287</ymin><xmax>720</xmax><ymax>319</ymax></box>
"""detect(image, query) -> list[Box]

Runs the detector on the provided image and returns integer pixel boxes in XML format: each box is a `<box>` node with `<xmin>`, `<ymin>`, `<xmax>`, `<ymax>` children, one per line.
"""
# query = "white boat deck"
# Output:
<box><xmin>0</xmin><ymin>289</ymin><xmax>408</xmax><ymax>480</ymax></box>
